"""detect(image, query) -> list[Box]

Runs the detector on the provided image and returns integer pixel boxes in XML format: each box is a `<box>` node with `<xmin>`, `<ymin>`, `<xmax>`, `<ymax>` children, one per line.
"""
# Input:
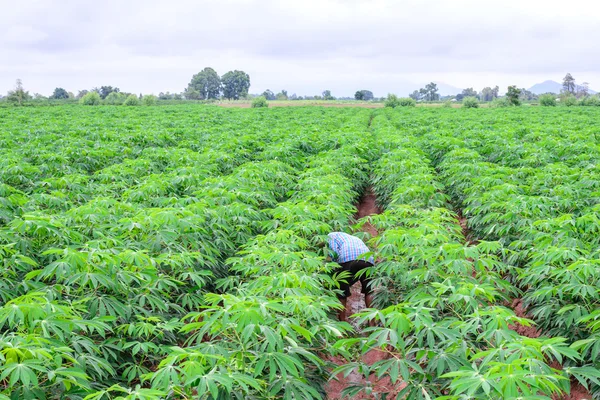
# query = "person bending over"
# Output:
<box><xmin>327</xmin><ymin>231</ymin><xmax>374</xmax><ymax>322</ymax></box>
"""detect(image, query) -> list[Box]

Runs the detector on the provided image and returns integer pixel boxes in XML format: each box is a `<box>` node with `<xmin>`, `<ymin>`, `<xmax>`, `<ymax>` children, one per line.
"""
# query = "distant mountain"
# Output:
<box><xmin>529</xmin><ymin>80</ymin><xmax>597</xmax><ymax>95</ymax></box>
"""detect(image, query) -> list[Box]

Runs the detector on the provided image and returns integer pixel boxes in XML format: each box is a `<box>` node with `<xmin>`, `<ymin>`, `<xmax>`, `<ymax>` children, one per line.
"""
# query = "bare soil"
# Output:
<box><xmin>325</xmin><ymin>189</ymin><xmax>409</xmax><ymax>399</ymax></box>
<box><xmin>507</xmin><ymin>300</ymin><xmax>592</xmax><ymax>400</ymax></box>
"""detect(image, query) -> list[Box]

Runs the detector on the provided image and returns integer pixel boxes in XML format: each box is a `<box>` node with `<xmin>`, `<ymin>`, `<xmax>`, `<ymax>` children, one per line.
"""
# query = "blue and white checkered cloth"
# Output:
<box><xmin>327</xmin><ymin>232</ymin><xmax>373</xmax><ymax>264</ymax></box>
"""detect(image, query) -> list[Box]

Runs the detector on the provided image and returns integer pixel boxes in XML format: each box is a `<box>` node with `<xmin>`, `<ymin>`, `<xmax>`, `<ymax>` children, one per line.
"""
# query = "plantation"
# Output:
<box><xmin>0</xmin><ymin>105</ymin><xmax>599</xmax><ymax>399</ymax></box>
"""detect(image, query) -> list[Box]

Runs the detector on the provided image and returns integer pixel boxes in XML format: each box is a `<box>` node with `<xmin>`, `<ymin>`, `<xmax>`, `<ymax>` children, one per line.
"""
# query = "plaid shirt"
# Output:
<box><xmin>327</xmin><ymin>232</ymin><xmax>373</xmax><ymax>264</ymax></box>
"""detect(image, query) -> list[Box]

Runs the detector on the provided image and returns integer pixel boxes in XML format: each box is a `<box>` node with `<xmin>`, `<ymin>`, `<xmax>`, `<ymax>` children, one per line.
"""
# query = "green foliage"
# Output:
<box><xmin>251</xmin><ymin>96</ymin><xmax>268</xmax><ymax>108</ymax></box>
<box><xmin>80</xmin><ymin>91</ymin><xmax>101</xmax><ymax>105</ymax></box>
<box><xmin>221</xmin><ymin>70</ymin><xmax>250</xmax><ymax>100</ymax></box>
<box><xmin>384</xmin><ymin>94</ymin><xmax>400</xmax><ymax>108</ymax></box>
<box><xmin>50</xmin><ymin>87</ymin><xmax>69</xmax><ymax>99</ymax></box>
<box><xmin>462</xmin><ymin>96</ymin><xmax>479</xmax><ymax>108</ymax></box>
<box><xmin>442</xmin><ymin>100</ymin><xmax>452</xmax><ymax>108</ymax></box>
<box><xmin>385</xmin><ymin>95</ymin><xmax>415</xmax><ymax>108</ymax></box>
<box><xmin>186</xmin><ymin>67</ymin><xmax>221</xmax><ymax>100</ymax></box>
<box><xmin>104</xmin><ymin>92</ymin><xmax>127</xmax><ymax>105</ymax></box>
<box><xmin>562</xmin><ymin>95</ymin><xmax>578</xmax><ymax>107</ymax></box>
<box><xmin>539</xmin><ymin>94</ymin><xmax>557</xmax><ymax>106</ymax></box>
<box><xmin>141</xmin><ymin>95</ymin><xmax>157</xmax><ymax>106</ymax></box>
<box><xmin>123</xmin><ymin>95</ymin><xmax>140</xmax><ymax>106</ymax></box>
<box><xmin>491</xmin><ymin>97</ymin><xmax>510</xmax><ymax>107</ymax></box>
<box><xmin>580</xmin><ymin>96</ymin><xmax>600</xmax><ymax>106</ymax></box>
<box><xmin>506</xmin><ymin>85</ymin><xmax>522</xmax><ymax>106</ymax></box>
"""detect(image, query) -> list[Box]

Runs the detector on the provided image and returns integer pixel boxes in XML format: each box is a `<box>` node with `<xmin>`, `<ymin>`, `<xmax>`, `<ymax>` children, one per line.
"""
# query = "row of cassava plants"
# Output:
<box><xmin>132</xmin><ymin>111</ymin><xmax>378</xmax><ymax>398</ymax></box>
<box><xmin>0</xmin><ymin>106</ymin><xmax>376</xmax><ymax>398</ymax></box>
<box><xmin>407</xmin><ymin>109</ymin><xmax>600</xmax><ymax>397</ymax></box>
<box><xmin>332</xmin><ymin>110</ymin><xmax>595</xmax><ymax>399</ymax></box>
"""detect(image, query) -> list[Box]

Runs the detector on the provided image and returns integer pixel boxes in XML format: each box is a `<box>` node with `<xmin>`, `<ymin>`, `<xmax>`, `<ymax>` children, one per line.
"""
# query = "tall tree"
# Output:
<box><xmin>506</xmin><ymin>85</ymin><xmax>522</xmax><ymax>106</ymax></box>
<box><xmin>424</xmin><ymin>82</ymin><xmax>439</xmax><ymax>101</ymax></box>
<box><xmin>562</xmin><ymin>73</ymin><xmax>576</xmax><ymax>94</ymax></box>
<box><xmin>262</xmin><ymin>89</ymin><xmax>275</xmax><ymax>100</ymax></box>
<box><xmin>491</xmin><ymin>85</ymin><xmax>500</xmax><ymax>99</ymax></box>
<box><xmin>480</xmin><ymin>87</ymin><xmax>493</xmax><ymax>102</ymax></box>
<box><xmin>6</xmin><ymin>79</ymin><xmax>31</xmax><ymax>105</ymax></box>
<box><xmin>186</xmin><ymin>67</ymin><xmax>221</xmax><ymax>100</ymax></box>
<box><xmin>93</xmin><ymin>86</ymin><xmax>120</xmax><ymax>99</ymax></box>
<box><xmin>355</xmin><ymin>90</ymin><xmax>364</xmax><ymax>100</ymax></box>
<box><xmin>221</xmin><ymin>70</ymin><xmax>250</xmax><ymax>100</ymax></box>
<box><xmin>322</xmin><ymin>90</ymin><xmax>334</xmax><ymax>100</ymax></box>
<box><xmin>276</xmin><ymin>90</ymin><xmax>288</xmax><ymax>100</ymax></box>
<box><xmin>50</xmin><ymin>87</ymin><xmax>69</xmax><ymax>99</ymax></box>
<box><xmin>409</xmin><ymin>90</ymin><xmax>422</xmax><ymax>101</ymax></box>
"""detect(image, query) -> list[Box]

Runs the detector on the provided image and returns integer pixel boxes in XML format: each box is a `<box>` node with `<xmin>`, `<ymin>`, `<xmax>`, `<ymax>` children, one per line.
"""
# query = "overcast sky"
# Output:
<box><xmin>2</xmin><ymin>0</ymin><xmax>600</xmax><ymax>97</ymax></box>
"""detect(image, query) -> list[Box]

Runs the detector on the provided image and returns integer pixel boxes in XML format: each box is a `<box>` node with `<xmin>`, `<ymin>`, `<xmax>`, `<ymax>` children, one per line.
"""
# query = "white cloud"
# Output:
<box><xmin>1</xmin><ymin>0</ymin><xmax>600</xmax><ymax>96</ymax></box>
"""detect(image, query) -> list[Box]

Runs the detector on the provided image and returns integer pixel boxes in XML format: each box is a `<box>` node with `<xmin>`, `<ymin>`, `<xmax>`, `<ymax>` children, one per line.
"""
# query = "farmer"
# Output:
<box><xmin>327</xmin><ymin>232</ymin><xmax>374</xmax><ymax>322</ymax></box>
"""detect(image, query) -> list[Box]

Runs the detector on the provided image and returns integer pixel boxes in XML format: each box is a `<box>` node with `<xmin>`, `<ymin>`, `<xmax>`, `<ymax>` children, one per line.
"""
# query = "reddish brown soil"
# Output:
<box><xmin>508</xmin><ymin>298</ymin><xmax>541</xmax><ymax>338</ymax></box>
<box><xmin>326</xmin><ymin>189</ymin><xmax>410</xmax><ymax>399</ymax></box>
<box><xmin>508</xmin><ymin>300</ymin><xmax>591</xmax><ymax>400</ymax></box>
<box><xmin>355</xmin><ymin>189</ymin><xmax>380</xmax><ymax>237</ymax></box>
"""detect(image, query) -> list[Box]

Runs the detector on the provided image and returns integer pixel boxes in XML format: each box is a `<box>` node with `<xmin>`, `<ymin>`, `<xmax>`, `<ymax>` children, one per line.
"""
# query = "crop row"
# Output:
<box><xmin>334</xmin><ymin>110</ymin><xmax>599</xmax><ymax>399</ymax></box>
<box><xmin>0</xmin><ymin>106</ymin><xmax>375</xmax><ymax>398</ymax></box>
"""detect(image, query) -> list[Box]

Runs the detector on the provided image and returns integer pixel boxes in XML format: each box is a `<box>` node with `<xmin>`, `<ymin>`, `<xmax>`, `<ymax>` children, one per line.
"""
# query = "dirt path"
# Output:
<box><xmin>326</xmin><ymin>189</ymin><xmax>407</xmax><ymax>399</ymax></box>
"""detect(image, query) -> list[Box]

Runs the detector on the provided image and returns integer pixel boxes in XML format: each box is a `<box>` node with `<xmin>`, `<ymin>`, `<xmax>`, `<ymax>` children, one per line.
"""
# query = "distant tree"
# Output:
<box><xmin>251</xmin><ymin>96</ymin><xmax>268</xmax><ymax>108</ymax></box>
<box><xmin>576</xmin><ymin>82</ymin><xmax>589</xmax><ymax>98</ymax></box>
<box><xmin>355</xmin><ymin>90</ymin><xmax>374</xmax><ymax>101</ymax></box>
<box><xmin>462</xmin><ymin>88</ymin><xmax>478</xmax><ymax>98</ymax></box>
<box><xmin>539</xmin><ymin>94</ymin><xmax>556</xmax><ymax>106</ymax></box>
<box><xmin>80</xmin><ymin>91</ymin><xmax>101</xmax><ymax>105</ymax></box>
<box><xmin>276</xmin><ymin>90</ymin><xmax>288</xmax><ymax>100</ymax></box>
<box><xmin>104</xmin><ymin>92</ymin><xmax>126</xmax><ymax>105</ymax></box>
<box><xmin>33</xmin><ymin>93</ymin><xmax>47</xmax><ymax>100</ymax></box>
<box><xmin>50</xmin><ymin>87</ymin><xmax>69</xmax><ymax>99</ymax></box>
<box><xmin>221</xmin><ymin>70</ymin><xmax>250</xmax><ymax>100</ymax></box>
<box><xmin>480</xmin><ymin>87</ymin><xmax>494</xmax><ymax>102</ymax></box>
<box><xmin>562</xmin><ymin>73</ymin><xmax>576</xmax><ymax>94</ymax></box>
<box><xmin>184</xmin><ymin>88</ymin><xmax>201</xmax><ymax>100</ymax></box>
<box><xmin>142</xmin><ymin>94</ymin><xmax>157</xmax><ymax>106</ymax></box>
<box><xmin>173</xmin><ymin>93</ymin><xmax>184</xmax><ymax>100</ymax></box>
<box><xmin>76</xmin><ymin>90</ymin><xmax>89</xmax><ymax>99</ymax></box>
<box><xmin>186</xmin><ymin>67</ymin><xmax>221</xmax><ymax>100</ymax></box>
<box><xmin>506</xmin><ymin>85</ymin><xmax>522</xmax><ymax>106</ymax></box>
<box><xmin>462</xmin><ymin>97</ymin><xmax>479</xmax><ymax>108</ymax></box>
<box><xmin>93</xmin><ymin>86</ymin><xmax>120</xmax><ymax>99</ymax></box>
<box><xmin>409</xmin><ymin>90</ymin><xmax>423</xmax><ymax>101</ymax></box>
<box><xmin>123</xmin><ymin>94</ymin><xmax>140</xmax><ymax>106</ymax></box>
<box><xmin>7</xmin><ymin>79</ymin><xmax>31</xmax><ymax>105</ymax></box>
<box><xmin>385</xmin><ymin>94</ymin><xmax>401</xmax><ymax>108</ymax></box>
<box><xmin>423</xmin><ymin>82</ymin><xmax>439</xmax><ymax>101</ymax></box>
<box><xmin>322</xmin><ymin>90</ymin><xmax>334</xmax><ymax>100</ymax></box>
<box><xmin>262</xmin><ymin>89</ymin><xmax>276</xmax><ymax>100</ymax></box>
<box><xmin>492</xmin><ymin>85</ymin><xmax>500</xmax><ymax>99</ymax></box>
<box><xmin>519</xmin><ymin>88</ymin><xmax>537</xmax><ymax>101</ymax></box>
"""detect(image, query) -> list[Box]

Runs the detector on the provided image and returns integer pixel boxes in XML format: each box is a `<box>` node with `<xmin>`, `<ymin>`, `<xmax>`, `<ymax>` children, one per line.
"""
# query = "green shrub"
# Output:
<box><xmin>398</xmin><ymin>97</ymin><xmax>416</xmax><ymax>107</ymax></box>
<box><xmin>462</xmin><ymin>96</ymin><xmax>479</xmax><ymax>108</ymax></box>
<box><xmin>123</xmin><ymin>95</ymin><xmax>140</xmax><ymax>106</ymax></box>
<box><xmin>80</xmin><ymin>91</ymin><xmax>101</xmax><ymax>105</ymax></box>
<box><xmin>251</xmin><ymin>96</ymin><xmax>268</xmax><ymax>108</ymax></box>
<box><xmin>562</xmin><ymin>96</ymin><xmax>578</xmax><ymax>107</ymax></box>
<box><xmin>142</xmin><ymin>95</ymin><xmax>157</xmax><ymax>106</ymax></box>
<box><xmin>384</xmin><ymin>94</ymin><xmax>400</xmax><ymax>108</ymax></box>
<box><xmin>580</xmin><ymin>96</ymin><xmax>600</xmax><ymax>106</ymax></box>
<box><xmin>104</xmin><ymin>92</ymin><xmax>126</xmax><ymax>105</ymax></box>
<box><xmin>442</xmin><ymin>100</ymin><xmax>453</xmax><ymax>108</ymax></box>
<box><xmin>490</xmin><ymin>98</ymin><xmax>510</xmax><ymax>108</ymax></box>
<box><xmin>539</xmin><ymin>94</ymin><xmax>556</xmax><ymax>107</ymax></box>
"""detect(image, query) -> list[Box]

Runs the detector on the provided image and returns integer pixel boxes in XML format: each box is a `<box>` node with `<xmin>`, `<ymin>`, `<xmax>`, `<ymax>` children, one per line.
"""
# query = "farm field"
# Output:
<box><xmin>0</xmin><ymin>105</ymin><xmax>599</xmax><ymax>399</ymax></box>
